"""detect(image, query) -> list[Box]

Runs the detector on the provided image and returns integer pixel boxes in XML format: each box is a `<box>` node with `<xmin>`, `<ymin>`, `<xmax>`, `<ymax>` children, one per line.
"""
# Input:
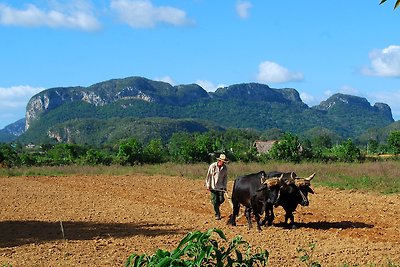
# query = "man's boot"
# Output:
<box><xmin>215</xmin><ymin>207</ymin><xmax>221</xmax><ymax>220</ymax></box>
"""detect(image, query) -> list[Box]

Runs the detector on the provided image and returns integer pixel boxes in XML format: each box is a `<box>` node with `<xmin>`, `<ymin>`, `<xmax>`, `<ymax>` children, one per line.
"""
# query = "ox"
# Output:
<box><xmin>266</xmin><ymin>171</ymin><xmax>315</xmax><ymax>229</ymax></box>
<box><xmin>259</xmin><ymin>171</ymin><xmax>298</xmax><ymax>226</ymax></box>
<box><xmin>227</xmin><ymin>171</ymin><xmax>283</xmax><ymax>231</ymax></box>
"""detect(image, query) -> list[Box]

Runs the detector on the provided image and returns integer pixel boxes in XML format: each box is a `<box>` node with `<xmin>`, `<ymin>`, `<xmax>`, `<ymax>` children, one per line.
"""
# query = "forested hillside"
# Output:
<box><xmin>1</xmin><ymin>76</ymin><xmax>395</xmax><ymax>145</ymax></box>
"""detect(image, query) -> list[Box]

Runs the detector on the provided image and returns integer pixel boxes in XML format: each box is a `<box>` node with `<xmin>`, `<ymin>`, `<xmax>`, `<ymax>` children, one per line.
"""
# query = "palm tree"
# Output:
<box><xmin>379</xmin><ymin>0</ymin><xmax>400</xmax><ymax>10</ymax></box>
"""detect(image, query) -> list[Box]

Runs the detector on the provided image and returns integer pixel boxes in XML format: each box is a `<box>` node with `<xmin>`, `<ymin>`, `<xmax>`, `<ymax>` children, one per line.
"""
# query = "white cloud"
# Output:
<box><xmin>321</xmin><ymin>86</ymin><xmax>361</xmax><ymax>101</ymax></box>
<box><xmin>236</xmin><ymin>1</ymin><xmax>252</xmax><ymax>19</ymax></box>
<box><xmin>0</xmin><ymin>85</ymin><xmax>44</xmax><ymax>128</ymax></box>
<box><xmin>324</xmin><ymin>90</ymin><xmax>333</xmax><ymax>98</ymax></box>
<box><xmin>301</xmin><ymin>89</ymin><xmax>348</xmax><ymax>108</ymax></box>
<box><xmin>362</xmin><ymin>45</ymin><xmax>400</xmax><ymax>77</ymax></box>
<box><xmin>195</xmin><ymin>80</ymin><xmax>226</xmax><ymax>92</ymax></box>
<box><xmin>110</xmin><ymin>0</ymin><xmax>193</xmax><ymax>28</ymax></box>
<box><xmin>339</xmin><ymin>85</ymin><xmax>360</xmax><ymax>95</ymax></box>
<box><xmin>154</xmin><ymin>77</ymin><xmax>226</xmax><ymax>92</ymax></box>
<box><xmin>299</xmin><ymin>92</ymin><xmax>315</xmax><ymax>106</ymax></box>
<box><xmin>196</xmin><ymin>80</ymin><xmax>216</xmax><ymax>92</ymax></box>
<box><xmin>0</xmin><ymin>85</ymin><xmax>44</xmax><ymax>104</ymax></box>
<box><xmin>256</xmin><ymin>61</ymin><xmax>304</xmax><ymax>84</ymax></box>
<box><xmin>368</xmin><ymin>90</ymin><xmax>400</xmax><ymax>120</ymax></box>
<box><xmin>0</xmin><ymin>1</ymin><xmax>101</xmax><ymax>31</ymax></box>
<box><xmin>155</xmin><ymin>76</ymin><xmax>177</xmax><ymax>86</ymax></box>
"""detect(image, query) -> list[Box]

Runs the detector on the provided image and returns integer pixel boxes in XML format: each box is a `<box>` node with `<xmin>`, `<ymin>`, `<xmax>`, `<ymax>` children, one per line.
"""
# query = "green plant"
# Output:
<box><xmin>387</xmin><ymin>131</ymin><xmax>400</xmax><ymax>155</ymax></box>
<box><xmin>125</xmin><ymin>228</ymin><xmax>269</xmax><ymax>267</ymax></box>
<box><xmin>82</xmin><ymin>149</ymin><xmax>113</xmax><ymax>166</ymax></box>
<box><xmin>380</xmin><ymin>0</ymin><xmax>400</xmax><ymax>10</ymax></box>
<box><xmin>297</xmin><ymin>243</ymin><xmax>321</xmax><ymax>267</ymax></box>
<box><xmin>268</xmin><ymin>132</ymin><xmax>303</xmax><ymax>162</ymax></box>
<box><xmin>143</xmin><ymin>139</ymin><xmax>167</xmax><ymax>163</ymax></box>
<box><xmin>116</xmin><ymin>138</ymin><xmax>144</xmax><ymax>165</ymax></box>
<box><xmin>0</xmin><ymin>143</ymin><xmax>20</xmax><ymax>167</ymax></box>
<box><xmin>330</xmin><ymin>139</ymin><xmax>362</xmax><ymax>162</ymax></box>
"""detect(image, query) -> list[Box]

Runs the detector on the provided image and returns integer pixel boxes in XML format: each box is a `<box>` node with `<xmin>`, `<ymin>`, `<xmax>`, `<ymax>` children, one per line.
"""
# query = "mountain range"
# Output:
<box><xmin>0</xmin><ymin>76</ymin><xmax>397</xmax><ymax>145</ymax></box>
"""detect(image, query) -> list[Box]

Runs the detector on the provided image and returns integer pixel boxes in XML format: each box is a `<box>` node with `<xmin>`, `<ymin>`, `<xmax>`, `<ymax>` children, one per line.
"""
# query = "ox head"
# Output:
<box><xmin>270</xmin><ymin>172</ymin><xmax>298</xmax><ymax>188</ymax></box>
<box><xmin>293</xmin><ymin>173</ymin><xmax>315</xmax><ymax>206</ymax></box>
<box><xmin>275</xmin><ymin>172</ymin><xmax>315</xmax><ymax>206</ymax></box>
<box><xmin>258</xmin><ymin>176</ymin><xmax>284</xmax><ymax>205</ymax></box>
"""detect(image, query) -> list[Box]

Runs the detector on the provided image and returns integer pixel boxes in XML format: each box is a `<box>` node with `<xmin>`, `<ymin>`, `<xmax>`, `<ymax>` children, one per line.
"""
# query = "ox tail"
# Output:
<box><xmin>225</xmin><ymin>190</ymin><xmax>244</xmax><ymax>220</ymax></box>
<box><xmin>227</xmin><ymin>208</ymin><xmax>244</xmax><ymax>225</ymax></box>
<box><xmin>224</xmin><ymin>191</ymin><xmax>233</xmax><ymax>209</ymax></box>
<box><xmin>227</xmin><ymin>214</ymin><xmax>232</xmax><ymax>225</ymax></box>
<box><xmin>236</xmin><ymin>208</ymin><xmax>244</xmax><ymax>219</ymax></box>
<box><xmin>227</xmin><ymin>213</ymin><xmax>235</xmax><ymax>226</ymax></box>
<box><xmin>225</xmin><ymin>191</ymin><xmax>244</xmax><ymax>218</ymax></box>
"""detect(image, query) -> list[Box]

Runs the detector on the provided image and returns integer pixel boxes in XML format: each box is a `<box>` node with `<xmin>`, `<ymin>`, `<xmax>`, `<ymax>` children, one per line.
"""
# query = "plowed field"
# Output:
<box><xmin>1</xmin><ymin>174</ymin><xmax>399</xmax><ymax>266</ymax></box>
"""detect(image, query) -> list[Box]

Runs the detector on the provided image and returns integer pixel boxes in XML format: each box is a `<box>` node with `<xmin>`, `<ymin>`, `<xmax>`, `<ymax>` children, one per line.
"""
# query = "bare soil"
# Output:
<box><xmin>1</xmin><ymin>174</ymin><xmax>400</xmax><ymax>266</ymax></box>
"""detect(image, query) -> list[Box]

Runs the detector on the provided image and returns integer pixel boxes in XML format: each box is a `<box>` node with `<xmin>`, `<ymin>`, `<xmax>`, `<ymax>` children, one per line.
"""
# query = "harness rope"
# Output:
<box><xmin>298</xmin><ymin>188</ymin><xmax>308</xmax><ymax>204</ymax></box>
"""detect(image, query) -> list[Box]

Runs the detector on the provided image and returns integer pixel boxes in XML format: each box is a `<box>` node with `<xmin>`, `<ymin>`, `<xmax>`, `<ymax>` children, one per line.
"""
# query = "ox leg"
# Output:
<box><xmin>284</xmin><ymin>212</ymin><xmax>290</xmax><ymax>224</ymax></box>
<box><xmin>284</xmin><ymin>212</ymin><xmax>295</xmax><ymax>228</ymax></box>
<box><xmin>261</xmin><ymin>212</ymin><xmax>268</xmax><ymax>226</ymax></box>
<box><xmin>245</xmin><ymin>207</ymin><xmax>253</xmax><ymax>229</ymax></box>
<box><xmin>267</xmin><ymin>206</ymin><xmax>275</xmax><ymax>226</ymax></box>
<box><xmin>228</xmin><ymin>201</ymin><xmax>240</xmax><ymax>226</ymax></box>
<box><xmin>261</xmin><ymin>205</ymin><xmax>275</xmax><ymax>227</ymax></box>
<box><xmin>289</xmin><ymin>214</ymin><xmax>297</xmax><ymax>229</ymax></box>
<box><xmin>254</xmin><ymin>212</ymin><xmax>262</xmax><ymax>231</ymax></box>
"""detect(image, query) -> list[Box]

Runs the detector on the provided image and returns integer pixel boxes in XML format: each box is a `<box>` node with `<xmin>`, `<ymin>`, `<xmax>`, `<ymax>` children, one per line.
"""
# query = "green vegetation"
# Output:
<box><xmin>2</xmin><ymin>129</ymin><xmax>400</xmax><ymax>194</ymax></box>
<box><xmin>9</xmin><ymin>77</ymin><xmax>395</xmax><ymax>145</ymax></box>
<box><xmin>6</xmin><ymin>129</ymin><xmax>400</xmax><ymax>166</ymax></box>
<box><xmin>125</xmin><ymin>229</ymin><xmax>400</xmax><ymax>266</ymax></box>
<box><xmin>388</xmin><ymin>131</ymin><xmax>400</xmax><ymax>155</ymax></box>
<box><xmin>268</xmin><ymin>132</ymin><xmax>303</xmax><ymax>163</ymax></box>
<box><xmin>18</xmin><ymin>96</ymin><xmax>393</xmax><ymax>145</ymax></box>
<box><xmin>125</xmin><ymin>228</ymin><xmax>269</xmax><ymax>267</ymax></box>
<box><xmin>297</xmin><ymin>243</ymin><xmax>321</xmax><ymax>267</ymax></box>
<box><xmin>1</xmin><ymin>161</ymin><xmax>400</xmax><ymax>195</ymax></box>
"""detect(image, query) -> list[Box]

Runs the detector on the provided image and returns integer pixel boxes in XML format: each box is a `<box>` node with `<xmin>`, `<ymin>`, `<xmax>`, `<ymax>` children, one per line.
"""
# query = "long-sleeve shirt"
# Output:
<box><xmin>205</xmin><ymin>162</ymin><xmax>228</xmax><ymax>191</ymax></box>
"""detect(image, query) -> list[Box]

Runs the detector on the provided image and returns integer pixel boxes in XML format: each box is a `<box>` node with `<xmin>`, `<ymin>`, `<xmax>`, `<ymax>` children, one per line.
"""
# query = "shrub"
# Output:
<box><xmin>125</xmin><ymin>228</ymin><xmax>269</xmax><ymax>267</ymax></box>
<box><xmin>116</xmin><ymin>138</ymin><xmax>144</xmax><ymax>165</ymax></box>
<box><xmin>83</xmin><ymin>149</ymin><xmax>113</xmax><ymax>166</ymax></box>
<box><xmin>297</xmin><ymin>243</ymin><xmax>321</xmax><ymax>267</ymax></box>
<box><xmin>0</xmin><ymin>143</ymin><xmax>20</xmax><ymax>167</ymax></box>
<box><xmin>387</xmin><ymin>131</ymin><xmax>400</xmax><ymax>155</ymax></box>
<box><xmin>268</xmin><ymin>133</ymin><xmax>302</xmax><ymax>162</ymax></box>
<box><xmin>142</xmin><ymin>139</ymin><xmax>166</xmax><ymax>163</ymax></box>
<box><xmin>330</xmin><ymin>139</ymin><xmax>362</xmax><ymax>162</ymax></box>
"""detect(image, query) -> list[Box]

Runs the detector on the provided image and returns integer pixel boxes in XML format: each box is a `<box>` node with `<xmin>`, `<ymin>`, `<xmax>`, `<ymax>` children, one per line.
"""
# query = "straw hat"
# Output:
<box><xmin>217</xmin><ymin>154</ymin><xmax>229</xmax><ymax>162</ymax></box>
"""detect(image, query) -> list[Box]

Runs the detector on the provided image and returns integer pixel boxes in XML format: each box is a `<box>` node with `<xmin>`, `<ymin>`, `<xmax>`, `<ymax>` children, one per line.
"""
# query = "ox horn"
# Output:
<box><xmin>284</xmin><ymin>173</ymin><xmax>295</xmax><ymax>185</ymax></box>
<box><xmin>306</xmin><ymin>173</ymin><xmax>316</xmax><ymax>181</ymax></box>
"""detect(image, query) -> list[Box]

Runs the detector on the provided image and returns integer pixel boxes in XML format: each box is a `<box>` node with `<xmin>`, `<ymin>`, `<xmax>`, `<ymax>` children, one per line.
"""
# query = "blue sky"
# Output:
<box><xmin>0</xmin><ymin>0</ymin><xmax>399</xmax><ymax>129</ymax></box>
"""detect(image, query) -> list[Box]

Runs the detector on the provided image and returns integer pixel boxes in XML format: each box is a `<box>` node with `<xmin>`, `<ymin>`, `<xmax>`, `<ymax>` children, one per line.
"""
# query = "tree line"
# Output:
<box><xmin>1</xmin><ymin>130</ymin><xmax>400</xmax><ymax>168</ymax></box>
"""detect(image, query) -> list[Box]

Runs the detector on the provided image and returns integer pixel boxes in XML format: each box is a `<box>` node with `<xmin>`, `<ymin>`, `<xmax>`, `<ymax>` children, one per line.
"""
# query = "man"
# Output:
<box><xmin>205</xmin><ymin>154</ymin><xmax>228</xmax><ymax>220</ymax></box>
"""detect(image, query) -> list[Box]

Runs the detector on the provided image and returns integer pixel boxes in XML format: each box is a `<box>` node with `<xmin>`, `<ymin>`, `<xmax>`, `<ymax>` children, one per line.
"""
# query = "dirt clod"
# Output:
<box><xmin>1</xmin><ymin>174</ymin><xmax>399</xmax><ymax>266</ymax></box>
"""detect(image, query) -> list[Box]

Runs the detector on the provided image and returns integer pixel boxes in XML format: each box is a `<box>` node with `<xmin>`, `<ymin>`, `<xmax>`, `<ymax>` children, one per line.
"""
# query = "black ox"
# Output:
<box><xmin>266</xmin><ymin>171</ymin><xmax>315</xmax><ymax>229</ymax></box>
<box><xmin>227</xmin><ymin>171</ymin><xmax>285</xmax><ymax>231</ymax></box>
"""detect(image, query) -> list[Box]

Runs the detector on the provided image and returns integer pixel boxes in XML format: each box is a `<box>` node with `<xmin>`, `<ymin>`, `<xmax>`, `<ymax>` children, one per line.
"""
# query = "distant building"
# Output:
<box><xmin>253</xmin><ymin>140</ymin><xmax>279</xmax><ymax>154</ymax></box>
<box><xmin>25</xmin><ymin>143</ymin><xmax>36</xmax><ymax>149</ymax></box>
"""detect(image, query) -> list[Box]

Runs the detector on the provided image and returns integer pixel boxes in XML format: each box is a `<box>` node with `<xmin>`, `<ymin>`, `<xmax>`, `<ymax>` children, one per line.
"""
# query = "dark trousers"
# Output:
<box><xmin>210</xmin><ymin>190</ymin><xmax>225</xmax><ymax>216</ymax></box>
